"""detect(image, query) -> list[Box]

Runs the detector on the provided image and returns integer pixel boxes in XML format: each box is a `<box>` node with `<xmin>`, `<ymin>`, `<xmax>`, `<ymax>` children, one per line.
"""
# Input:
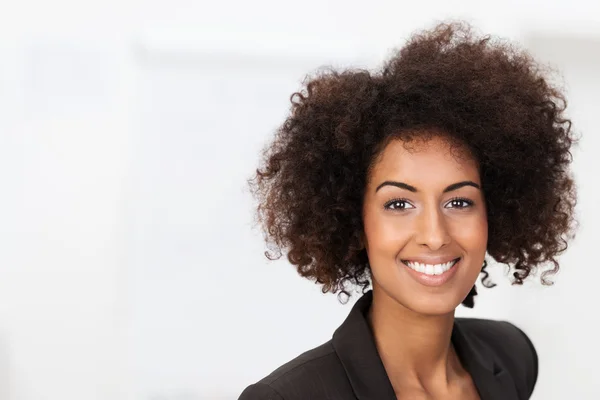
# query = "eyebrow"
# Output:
<box><xmin>375</xmin><ymin>180</ymin><xmax>481</xmax><ymax>193</ymax></box>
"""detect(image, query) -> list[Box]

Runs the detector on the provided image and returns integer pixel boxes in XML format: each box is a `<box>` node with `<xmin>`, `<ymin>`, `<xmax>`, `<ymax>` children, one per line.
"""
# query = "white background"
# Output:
<box><xmin>0</xmin><ymin>1</ymin><xmax>599</xmax><ymax>399</ymax></box>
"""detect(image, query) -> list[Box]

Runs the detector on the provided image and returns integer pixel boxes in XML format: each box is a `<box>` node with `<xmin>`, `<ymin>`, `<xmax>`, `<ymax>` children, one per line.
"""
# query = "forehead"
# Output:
<box><xmin>369</xmin><ymin>136</ymin><xmax>480</xmax><ymax>185</ymax></box>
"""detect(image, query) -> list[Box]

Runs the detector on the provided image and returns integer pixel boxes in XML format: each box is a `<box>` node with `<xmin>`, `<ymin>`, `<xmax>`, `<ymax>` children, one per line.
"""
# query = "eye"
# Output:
<box><xmin>445</xmin><ymin>197</ymin><xmax>474</xmax><ymax>209</ymax></box>
<box><xmin>384</xmin><ymin>198</ymin><xmax>415</xmax><ymax>211</ymax></box>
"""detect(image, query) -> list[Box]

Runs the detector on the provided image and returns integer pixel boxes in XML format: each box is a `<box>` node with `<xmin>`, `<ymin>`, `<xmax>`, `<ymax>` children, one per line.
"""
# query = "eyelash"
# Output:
<box><xmin>384</xmin><ymin>197</ymin><xmax>474</xmax><ymax>211</ymax></box>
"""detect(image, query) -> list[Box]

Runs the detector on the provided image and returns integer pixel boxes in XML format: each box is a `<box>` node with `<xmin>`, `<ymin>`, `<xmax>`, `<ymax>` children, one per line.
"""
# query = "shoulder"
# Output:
<box><xmin>238</xmin><ymin>340</ymin><xmax>351</xmax><ymax>400</ymax></box>
<box><xmin>456</xmin><ymin>318</ymin><xmax>538</xmax><ymax>395</ymax></box>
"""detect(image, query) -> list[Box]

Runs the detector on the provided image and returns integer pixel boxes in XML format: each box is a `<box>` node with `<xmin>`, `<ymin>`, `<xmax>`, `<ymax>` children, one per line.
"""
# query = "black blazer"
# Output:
<box><xmin>239</xmin><ymin>290</ymin><xmax>538</xmax><ymax>400</ymax></box>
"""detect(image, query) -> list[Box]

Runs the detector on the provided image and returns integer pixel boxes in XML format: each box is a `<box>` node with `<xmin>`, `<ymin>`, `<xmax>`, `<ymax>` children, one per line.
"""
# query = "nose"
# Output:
<box><xmin>415</xmin><ymin>206</ymin><xmax>451</xmax><ymax>251</ymax></box>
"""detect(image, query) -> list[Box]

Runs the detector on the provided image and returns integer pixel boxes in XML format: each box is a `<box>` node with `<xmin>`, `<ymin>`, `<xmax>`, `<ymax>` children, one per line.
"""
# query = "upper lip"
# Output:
<box><xmin>402</xmin><ymin>257</ymin><xmax>460</xmax><ymax>265</ymax></box>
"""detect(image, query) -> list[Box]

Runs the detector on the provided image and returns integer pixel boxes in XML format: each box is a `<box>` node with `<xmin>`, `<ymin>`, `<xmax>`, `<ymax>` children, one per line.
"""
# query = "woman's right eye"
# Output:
<box><xmin>384</xmin><ymin>199</ymin><xmax>414</xmax><ymax>211</ymax></box>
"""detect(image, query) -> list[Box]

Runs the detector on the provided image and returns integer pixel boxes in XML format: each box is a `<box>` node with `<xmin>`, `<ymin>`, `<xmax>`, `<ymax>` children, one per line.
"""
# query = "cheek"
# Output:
<box><xmin>449</xmin><ymin>215</ymin><xmax>488</xmax><ymax>255</ymax></box>
<box><xmin>363</xmin><ymin>212</ymin><xmax>410</xmax><ymax>257</ymax></box>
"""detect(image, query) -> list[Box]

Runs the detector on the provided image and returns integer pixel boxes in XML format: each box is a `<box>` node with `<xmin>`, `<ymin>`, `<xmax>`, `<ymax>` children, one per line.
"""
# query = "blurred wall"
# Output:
<box><xmin>0</xmin><ymin>1</ymin><xmax>599</xmax><ymax>399</ymax></box>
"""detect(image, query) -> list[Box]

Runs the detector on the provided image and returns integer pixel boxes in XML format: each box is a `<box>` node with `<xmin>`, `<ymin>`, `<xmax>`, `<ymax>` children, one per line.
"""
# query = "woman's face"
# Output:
<box><xmin>362</xmin><ymin>135</ymin><xmax>488</xmax><ymax>316</ymax></box>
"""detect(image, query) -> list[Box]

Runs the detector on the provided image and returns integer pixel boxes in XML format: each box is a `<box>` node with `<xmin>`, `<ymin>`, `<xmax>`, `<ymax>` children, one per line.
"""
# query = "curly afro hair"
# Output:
<box><xmin>249</xmin><ymin>22</ymin><xmax>578</xmax><ymax>307</ymax></box>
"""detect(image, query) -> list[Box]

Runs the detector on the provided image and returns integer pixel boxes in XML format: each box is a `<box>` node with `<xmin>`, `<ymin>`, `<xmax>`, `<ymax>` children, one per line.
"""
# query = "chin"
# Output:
<box><xmin>383</xmin><ymin>286</ymin><xmax>466</xmax><ymax>316</ymax></box>
<box><xmin>403</xmin><ymin>296</ymin><xmax>461</xmax><ymax>316</ymax></box>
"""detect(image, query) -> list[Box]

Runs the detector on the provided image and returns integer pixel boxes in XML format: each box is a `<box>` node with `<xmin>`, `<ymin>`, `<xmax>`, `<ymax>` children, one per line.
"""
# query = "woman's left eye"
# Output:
<box><xmin>446</xmin><ymin>198</ymin><xmax>473</xmax><ymax>209</ymax></box>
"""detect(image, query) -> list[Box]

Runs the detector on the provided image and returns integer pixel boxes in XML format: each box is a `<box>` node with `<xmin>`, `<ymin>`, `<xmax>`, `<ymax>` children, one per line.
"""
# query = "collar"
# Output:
<box><xmin>331</xmin><ymin>290</ymin><xmax>519</xmax><ymax>400</ymax></box>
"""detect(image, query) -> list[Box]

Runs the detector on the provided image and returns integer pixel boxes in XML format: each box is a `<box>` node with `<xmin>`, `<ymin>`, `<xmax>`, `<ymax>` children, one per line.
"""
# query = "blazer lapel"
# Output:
<box><xmin>332</xmin><ymin>291</ymin><xmax>396</xmax><ymax>400</ymax></box>
<box><xmin>452</xmin><ymin>320</ymin><xmax>520</xmax><ymax>400</ymax></box>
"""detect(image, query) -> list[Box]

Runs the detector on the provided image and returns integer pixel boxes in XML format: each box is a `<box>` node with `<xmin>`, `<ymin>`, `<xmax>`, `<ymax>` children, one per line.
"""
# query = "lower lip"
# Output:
<box><xmin>402</xmin><ymin>259</ymin><xmax>460</xmax><ymax>287</ymax></box>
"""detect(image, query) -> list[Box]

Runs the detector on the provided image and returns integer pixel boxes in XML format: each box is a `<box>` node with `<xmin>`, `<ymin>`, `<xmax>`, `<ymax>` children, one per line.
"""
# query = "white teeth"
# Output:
<box><xmin>404</xmin><ymin>259</ymin><xmax>458</xmax><ymax>276</ymax></box>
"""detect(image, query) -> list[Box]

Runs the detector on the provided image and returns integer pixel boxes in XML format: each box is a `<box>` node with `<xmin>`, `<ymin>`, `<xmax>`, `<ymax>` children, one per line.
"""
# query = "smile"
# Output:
<box><xmin>402</xmin><ymin>258</ymin><xmax>460</xmax><ymax>276</ymax></box>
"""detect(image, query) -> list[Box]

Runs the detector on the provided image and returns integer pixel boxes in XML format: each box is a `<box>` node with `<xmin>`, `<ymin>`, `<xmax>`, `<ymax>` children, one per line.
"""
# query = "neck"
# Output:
<box><xmin>367</xmin><ymin>285</ymin><xmax>462</xmax><ymax>391</ymax></box>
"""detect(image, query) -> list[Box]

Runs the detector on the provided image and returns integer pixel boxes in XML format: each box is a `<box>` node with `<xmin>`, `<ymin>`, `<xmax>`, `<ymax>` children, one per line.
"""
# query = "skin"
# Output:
<box><xmin>361</xmin><ymin>134</ymin><xmax>488</xmax><ymax>399</ymax></box>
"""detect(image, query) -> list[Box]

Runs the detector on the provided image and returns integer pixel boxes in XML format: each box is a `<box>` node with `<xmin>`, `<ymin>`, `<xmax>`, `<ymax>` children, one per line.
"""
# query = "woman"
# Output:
<box><xmin>240</xmin><ymin>22</ymin><xmax>577</xmax><ymax>400</ymax></box>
